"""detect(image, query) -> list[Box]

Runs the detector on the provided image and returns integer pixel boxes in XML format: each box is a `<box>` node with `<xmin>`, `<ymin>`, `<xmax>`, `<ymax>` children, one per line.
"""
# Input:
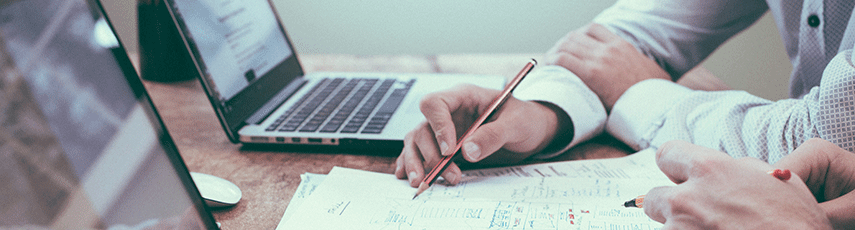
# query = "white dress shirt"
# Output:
<box><xmin>513</xmin><ymin>0</ymin><xmax>855</xmax><ymax>162</ymax></box>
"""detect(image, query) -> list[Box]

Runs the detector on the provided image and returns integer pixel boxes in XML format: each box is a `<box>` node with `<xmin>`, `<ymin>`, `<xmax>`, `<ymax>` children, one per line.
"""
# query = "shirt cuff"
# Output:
<box><xmin>606</xmin><ymin>79</ymin><xmax>693</xmax><ymax>150</ymax></box>
<box><xmin>513</xmin><ymin>65</ymin><xmax>607</xmax><ymax>159</ymax></box>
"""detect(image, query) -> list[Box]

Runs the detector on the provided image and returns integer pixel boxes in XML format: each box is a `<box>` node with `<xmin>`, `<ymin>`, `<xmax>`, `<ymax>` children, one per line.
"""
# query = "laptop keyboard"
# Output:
<box><xmin>264</xmin><ymin>77</ymin><xmax>414</xmax><ymax>134</ymax></box>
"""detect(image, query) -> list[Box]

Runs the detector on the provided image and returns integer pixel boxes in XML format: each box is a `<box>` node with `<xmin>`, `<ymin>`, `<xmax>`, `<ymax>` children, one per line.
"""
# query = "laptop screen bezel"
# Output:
<box><xmin>96</xmin><ymin>0</ymin><xmax>221</xmax><ymax>228</ymax></box>
<box><xmin>162</xmin><ymin>0</ymin><xmax>305</xmax><ymax>143</ymax></box>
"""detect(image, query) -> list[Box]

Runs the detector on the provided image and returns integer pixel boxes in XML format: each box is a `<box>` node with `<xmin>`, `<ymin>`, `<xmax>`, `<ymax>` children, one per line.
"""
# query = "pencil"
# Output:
<box><xmin>623</xmin><ymin>195</ymin><xmax>644</xmax><ymax>208</ymax></box>
<box><xmin>412</xmin><ymin>59</ymin><xmax>537</xmax><ymax>199</ymax></box>
<box><xmin>624</xmin><ymin>169</ymin><xmax>791</xmax><ymax>208</ymax></box>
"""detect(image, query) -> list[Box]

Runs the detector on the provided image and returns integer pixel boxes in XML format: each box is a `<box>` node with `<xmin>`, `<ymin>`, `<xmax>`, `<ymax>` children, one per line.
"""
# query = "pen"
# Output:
<box><xmin>412</xmin><ymin>59</ymin><xmax>537</xmax><ymax>199</ymax></box>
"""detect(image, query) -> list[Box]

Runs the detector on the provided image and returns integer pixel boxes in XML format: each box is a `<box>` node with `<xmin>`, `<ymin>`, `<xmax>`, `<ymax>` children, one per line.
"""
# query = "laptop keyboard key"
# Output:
<box><xmin>268</xmin><ymin>77</ymin><xmax>417</xmax><ymax>135</ymax></box>
<box><xmin>340</xmin><ymin>125</ymin><xmax>361</xmax><ymax>133</ymax></box>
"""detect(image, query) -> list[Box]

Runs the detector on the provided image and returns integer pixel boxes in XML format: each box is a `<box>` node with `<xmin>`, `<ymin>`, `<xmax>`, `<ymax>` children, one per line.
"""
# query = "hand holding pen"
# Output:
<box><xmin>395</xmin><ymin>60</ymin><xmax>573</xmax><ymax>192</ymax></box>
<box><xmin>627</xmin><ymin>140</ymin><xmax>835</xmax><ymax>229</ymax></box>
<box><xmin>413</xmin><ymin>60</ymin><xmax>535</xmax><ymax>198</ymax></box>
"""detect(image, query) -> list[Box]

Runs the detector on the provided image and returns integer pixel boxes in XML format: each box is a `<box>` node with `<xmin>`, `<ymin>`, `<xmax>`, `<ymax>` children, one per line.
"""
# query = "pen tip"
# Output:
<box><xmin>623</xmin><ymin>198</ymin><xmax>637</xmax><ymax>208</ymax></box>
<box><xmin>412</xmin><ymin>182</ymin><xmax>429</xmax><ymax>200</ymax></box>
<box><xmin>530</xmin><ymin>58</ymin><xmax>537</xmax><ymax>65</ymax></box>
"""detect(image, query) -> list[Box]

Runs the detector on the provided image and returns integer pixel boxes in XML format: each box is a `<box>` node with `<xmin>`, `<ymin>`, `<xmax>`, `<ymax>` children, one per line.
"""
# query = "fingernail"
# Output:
<box><xmin>395</xmin><ymin>164</ymin><xmax>402</xmax><ymax>174</ymax></box>
<box><xmin>448</xmin><ymin>172</ymin><xmax>459</xmax><ymax>184</ymax></box>
<box><xmin>408</xmin><ymin>171</ymin><xmax>418</xmax><ymax>183</ymax></box>
<box><xmin>440</xmin><ymin>141</ymin><xmax>449</xmax><ymax>153</ymax></box>
<box><xmin>464</xmin><ymin>142</ymin><xmax>480</xmax><ymax>160</ymax></box>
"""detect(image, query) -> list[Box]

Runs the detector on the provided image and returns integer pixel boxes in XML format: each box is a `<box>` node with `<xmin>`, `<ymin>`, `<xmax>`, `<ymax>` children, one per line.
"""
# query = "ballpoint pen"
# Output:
<box><xmin>412</xmin><ymin>59</ymin><xmax>537</xmax><ymax>199</ymax></box>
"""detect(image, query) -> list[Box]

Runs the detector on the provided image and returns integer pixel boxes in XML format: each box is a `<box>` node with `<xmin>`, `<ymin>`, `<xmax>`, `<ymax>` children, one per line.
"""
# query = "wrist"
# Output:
<box><xmin>532</xmin><ymin>101</ymin><xmax>574</xmax><ymax>154</ymax></box>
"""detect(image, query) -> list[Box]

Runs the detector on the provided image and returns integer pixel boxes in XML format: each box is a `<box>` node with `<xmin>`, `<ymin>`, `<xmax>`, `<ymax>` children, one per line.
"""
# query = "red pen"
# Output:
<box><xmin>412</xmin><ymin>59</ymin><xmax>537</xmax><ymax>199</ymax></box>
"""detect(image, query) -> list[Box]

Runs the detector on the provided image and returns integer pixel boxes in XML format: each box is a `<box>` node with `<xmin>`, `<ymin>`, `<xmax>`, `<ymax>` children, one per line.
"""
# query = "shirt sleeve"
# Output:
<box><xmin>607</xmin><ymin>50</ymin><xmax>855</xmax><ymax>163</ymax></box>
<box><xmin>513</xmin><ymin>65</ymin><xmax>607</xmax><ymax>159</ymax></box>
<box><xmin>592</xmin><ymin>0</ymin><xmax>768</xmax><ymax>79</ymax></box>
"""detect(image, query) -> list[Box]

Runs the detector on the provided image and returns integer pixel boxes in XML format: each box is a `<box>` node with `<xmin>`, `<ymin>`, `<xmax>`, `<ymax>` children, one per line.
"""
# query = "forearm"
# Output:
<box><xmin>610</xmin><ymin>48</ymin><xmax>855</xmax><ymax>163</ymax></box>
<box><xmin>608</xmin><ymin>79</ymin><xmax>822</xmax><ymax>163</ymax></box>
<box><xmin>592</xmin><ymin>0</ymin><xmax>767</xmax><ymax>79</ymax></box>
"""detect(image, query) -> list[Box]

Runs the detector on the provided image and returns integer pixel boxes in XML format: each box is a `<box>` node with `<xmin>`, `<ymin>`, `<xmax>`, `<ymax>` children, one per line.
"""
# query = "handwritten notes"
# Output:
<box><xmin>277</xmin><ymin>148</ymin><xmax>672</xmax><ymax>229</ymax></box>
<box><xmin>278</xmin><ymin>173</ymin><xmax>325</xmax><ymax>223</ymax></box>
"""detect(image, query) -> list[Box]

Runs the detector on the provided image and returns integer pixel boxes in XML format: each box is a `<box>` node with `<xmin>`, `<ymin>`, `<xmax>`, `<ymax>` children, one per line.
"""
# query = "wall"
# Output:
<box><xmin>103</xmin><ymin>0</ymin><xmax>791</xmax><ymax>100</ymax></box>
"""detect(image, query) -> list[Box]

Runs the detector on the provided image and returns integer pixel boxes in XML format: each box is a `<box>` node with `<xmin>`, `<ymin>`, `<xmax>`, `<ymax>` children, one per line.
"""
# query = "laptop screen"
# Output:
<box><xmin>168</xmin><ymin>0</ymin><xmax>292</xmax><ymax>101</ymax></box>
<box><xmin>0</xmin><ymin>0</ymin><xmax>217</xmax><ymax>228</ymax></box>
<box><xmin>165</xmin><ymin>0</ymin><xmax>305</xmax><ymax>141</ymax></box>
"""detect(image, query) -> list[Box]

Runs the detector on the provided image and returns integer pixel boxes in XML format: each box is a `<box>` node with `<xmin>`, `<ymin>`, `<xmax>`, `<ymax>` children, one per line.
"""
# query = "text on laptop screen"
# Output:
<box><xmin>0</xmin><ymin>0</ymin><xmax>208</xmax><ymax>228</ymax></box>
<box><xmin>169</xmin><ymin>0</ymin><xmax>292</xmax><ymax>101</ymax></box>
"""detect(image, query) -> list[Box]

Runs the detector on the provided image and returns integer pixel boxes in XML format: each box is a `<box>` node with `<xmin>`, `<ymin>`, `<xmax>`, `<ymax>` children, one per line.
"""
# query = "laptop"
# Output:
<box><xmin>160</xmin><ymin>0</ymin><xmax>505</xmax><ymax>150</ymax></box>
<box><xmin>0</xmin><ymin>0</ymin><xmax>218</xmax><ymax>228</ymax></box>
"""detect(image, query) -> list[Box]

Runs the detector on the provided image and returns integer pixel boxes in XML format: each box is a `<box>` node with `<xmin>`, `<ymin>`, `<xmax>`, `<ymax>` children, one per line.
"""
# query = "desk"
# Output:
<box><xmin>141</xmin><ymin>54</ymin><xmax>633</xmax><ymax>229</ymax></box>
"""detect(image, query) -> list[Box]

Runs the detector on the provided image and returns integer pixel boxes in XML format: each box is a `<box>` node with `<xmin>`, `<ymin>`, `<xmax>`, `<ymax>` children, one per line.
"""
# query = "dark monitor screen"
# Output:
<box><xmin>0</xmin><ymin>0</ymin><xmax>217</xmax><ymax>228</ymax></box>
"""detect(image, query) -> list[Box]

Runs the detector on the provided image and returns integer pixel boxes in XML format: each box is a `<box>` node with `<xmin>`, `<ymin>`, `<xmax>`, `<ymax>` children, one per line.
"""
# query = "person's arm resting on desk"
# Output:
<box><xmin>608</xmin><ymin>49</ymin><xmax>855</xmax><ymax>163</ymax></box>
<box><xmin>566</xmin><ymin>0</ymin><xmax>855</xmax><ymax>162</ymax></box>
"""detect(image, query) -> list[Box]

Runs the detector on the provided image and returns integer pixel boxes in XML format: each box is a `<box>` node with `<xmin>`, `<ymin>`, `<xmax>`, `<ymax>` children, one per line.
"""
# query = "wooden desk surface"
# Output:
<box><xmin>141</xmin><ymin>54</ymin><xmax>632</xmax><ymax>229</ymax></box>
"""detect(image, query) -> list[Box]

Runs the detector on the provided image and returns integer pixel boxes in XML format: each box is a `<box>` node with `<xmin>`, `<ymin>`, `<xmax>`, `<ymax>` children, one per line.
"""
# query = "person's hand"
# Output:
<box><xmin>395</xmin><ymin>84</ymin><xmax>570</xmax><ymax>187</ymax></box>
<box><xmin>544</xmin><ymin>23</ymin><xmax>670</xmax><ymax>112</ymax></box>
<box><xmin>643</xmin><ymin>140</ymin><xmax>831</xmax><ymax>229</ymax></box>
<box><xmin>774</xmin><ymin>138</ymin><xmax>855</xmax><ymax>229</ymax></box>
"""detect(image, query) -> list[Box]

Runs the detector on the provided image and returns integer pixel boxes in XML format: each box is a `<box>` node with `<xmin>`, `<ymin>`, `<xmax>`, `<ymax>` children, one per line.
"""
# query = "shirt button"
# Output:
<box><xmin>808</xmin><ymin>14</ymin><xmax>820</xmax><ymax>28</ymax></box>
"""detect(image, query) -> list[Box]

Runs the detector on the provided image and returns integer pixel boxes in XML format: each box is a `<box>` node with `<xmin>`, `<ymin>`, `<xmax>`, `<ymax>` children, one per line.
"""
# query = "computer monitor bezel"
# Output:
<box><xmin>97</xmin><ymin>0</ymin><xmax>221</xmax><ymax>227</ymax></box>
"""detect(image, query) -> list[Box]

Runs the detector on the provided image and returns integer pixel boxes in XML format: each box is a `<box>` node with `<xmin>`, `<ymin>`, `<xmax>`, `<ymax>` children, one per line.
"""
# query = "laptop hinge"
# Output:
<box><xmin>245</xmin><ymin>78</ymin><xmax>307</xmax><ymax>125</ymax></box>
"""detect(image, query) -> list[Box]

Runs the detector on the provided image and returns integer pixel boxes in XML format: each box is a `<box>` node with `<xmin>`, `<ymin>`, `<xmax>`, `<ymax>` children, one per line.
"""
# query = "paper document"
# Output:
<box><xmin>461</xmin><ymin>148</ymin><xmax>664</xmax><ymax>179</ymax></box>
<box><xmin>278</xmin><ymin>173</ymin><xmax>326</xmax><ymax>224</ymax></box>
<box><xmin>278</xmin><ymin>148</ymin><xmax>672</xmax><ymax>229</ymax></box>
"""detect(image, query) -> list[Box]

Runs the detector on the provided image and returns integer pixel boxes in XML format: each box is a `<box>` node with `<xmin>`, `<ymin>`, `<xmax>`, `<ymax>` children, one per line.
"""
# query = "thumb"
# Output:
<box><xmin>459</xmin><ymin>122</ymin><xmax>508</xmax><ymax>162</ymax></box>
<box><xmin>818</xmin><ymin>191</ymin><xmax>855</xmax><ymax>229</ymax></box>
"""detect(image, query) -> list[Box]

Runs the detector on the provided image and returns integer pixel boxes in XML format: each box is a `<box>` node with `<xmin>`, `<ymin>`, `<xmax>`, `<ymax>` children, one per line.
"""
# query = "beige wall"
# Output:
<box><xmin>103</xmin><ymin>0</ymin><xmax>791</xmax><ymax>100</ymax></box>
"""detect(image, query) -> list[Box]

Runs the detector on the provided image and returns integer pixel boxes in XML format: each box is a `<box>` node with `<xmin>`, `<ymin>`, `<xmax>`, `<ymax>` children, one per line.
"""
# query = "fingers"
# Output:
<box><xmin>403</xmin><ymin>85</ymin><xmax>552</xmax><ymax>186</ymax></box>
<box><xmin>419</xmin><ymin>92</ymin><xmax>460</xmax><ymax>156</ymax></box>
<box><xmin>397</xmin><ymin>120</ymin><xmax>465</xmax><ymax>187</ymax></box>
<box><xmin>458</xmin><ymin>99</ymin><xmax>558</xmax><ymax>163</ymax></box>
<box><xmin>395</xmin><ymin>154</ymin><xmax>406</xmax><ymax>178</ymax></box>
<box><xmin>546</xmin><ymin>27</ymin><xmax>600</xmax><ymax>75</ymax></box>
<box><xmin>819</xmin><ymin>191</ymin><xmax>855</xmax><ymax>229</ymax></box>
<box><xmin>775</xmin><ymin>138</ymin><xmax>855</xmax><ymax>228</ymax></box>
<box><xmin>439</xmin><ymin>163</ymin><xmax>462</xmax><ymax>185</ymax></box>
<box><xmin>775</xmin><ymin>138</ymin><xmax>855</xmax><ymax>200</ymax></box>
<box><xmin>415</xmin><ymin>125</ymin><xmax>462</xmax><ymax>185</ymax></box>
<box><xmin>397</xmin><ymin>123</ymin><xmax>430</xmax><ymax>187</ymax></box>
<box><xmin>544</xmin><ymin>51</ymin><xmax>584</xmax><ymax>78</ymax></box>
<box><xmin>585</xmin><ymin>23</ymin><xmax>621</xmax><ymax>43</ymax></box>
<box><xmin>653</xmin><ymin>141</ymin><xmax>688</xmax><ymax>183</ymax></box>
<box><xmin>559</xmin><ymin>31</ymin><xmax>600</xmax><ymax>59</ymax></box>
<box><xmin>642</xmin><ymin>186</ymin><xmax>673</xmax><ymax>223</ymax></box>
<box><xmin>419</xmin><ymin>86</ymin><xmax>486</xmax><ymax>156</ymax></box>
<box><xmin>774</xmin><ymin>138</ymin><xmax>833</xmax><ymax>184</ymax></box>
<box><xmin>547</xmin><ymin>23</ymin><xmax>620</xmax><ymax>66</ymax></box>
<box><xmin>399</xmin><ymin>131</ymin><xmax>426</xmax><ymax>187</ymax></box>
<box><xmin>420</xmin><ymin>85</ymin><xmax>519</xmax><ymax>163</ymax></box>
<box><xmin>655</xmin><ymin>140</ymin><xmax>723</xmax><ymax>184</ymax></box>
<box><xmin>646</xmin><ymin>141</ymin><xmax>832</xmax><ymax>229</ymax></box>
<box><xmin>459</xmin><ymin>122</ymin><xmax>505</xmax><ymax>162</ymax></box>
<box><xmin>643</xmin><ymin>185</ymin><xmax>706</xmax><ymax>228</ymax></box>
